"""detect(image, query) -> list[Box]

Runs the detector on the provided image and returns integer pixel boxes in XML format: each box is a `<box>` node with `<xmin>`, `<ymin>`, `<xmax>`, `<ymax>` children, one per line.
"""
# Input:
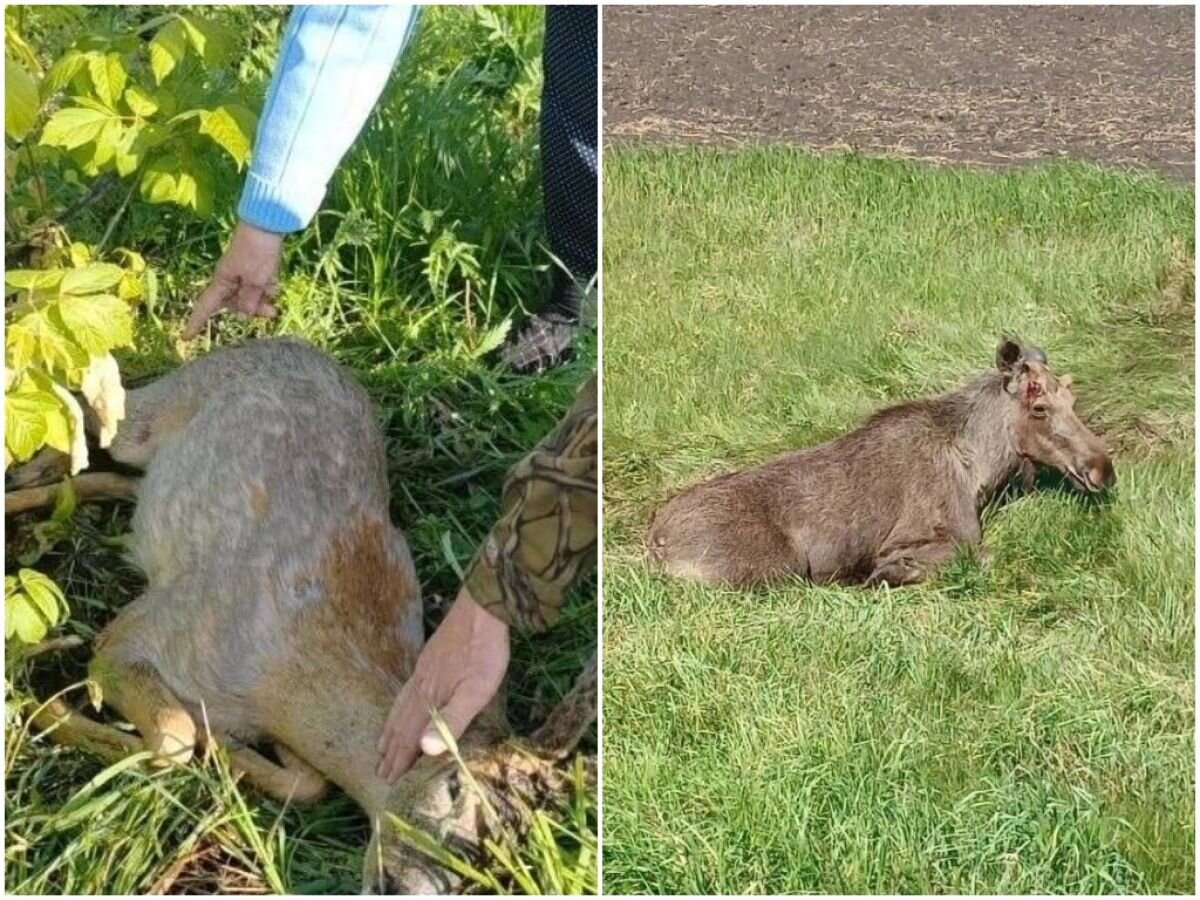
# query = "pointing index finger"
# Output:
<box><xmin>182</xmin><ymin>278</ymin><xmax>236</xmax><ymax>340</ymax></box>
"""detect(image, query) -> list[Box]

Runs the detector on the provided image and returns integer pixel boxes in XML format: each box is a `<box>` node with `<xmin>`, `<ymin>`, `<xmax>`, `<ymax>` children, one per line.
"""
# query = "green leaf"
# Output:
<box><xmin>42</xmin><ymin>49</ymin><xmax>86</xmax><ymax>97</ymax></box>
<box><xmin>472</xmin><ymin>318</ymin><xmax>512</xmax><ymax>359</ymax></box>
<box><xmin>61</xmin><ymin>263</ymin><xmax>124</xmax><ymax>295</ymax></box>
<box><xmin>149</xmin><ymin>18</ymin><xmax>188</xmax><ymax>84</ymax></box>
<box><xmin>140</xmin><ymin>153</ymin><xmax>209</xmax><ymax>214</ymax></box>
<box><xmin>150</xmin><ymin>86</ymin><xmax>178</xmax><ymax>118</ymax></box>
<box><xmin>40</xmin><ymin>106</ymin><xmax>111</xmax><ymax>150</ymax></box>
<box><xmin>5</xmin><ymin>57</ymin><xmax>40</xmax><ymax>140</ymax></box>
<box><xmin>197</xmin><ymin>104</ymin><xmax>255</xmax><ymax>170</ymax></box>
<box><xmin>90</xmin><ymin>118</ymin><xmax>124</xmax><ymax>168</ymax></box>
<box><xmin>180</xmin><ymin>15</ymin><xmax>234</xmax><ymax>68</ymax></box>
<box><xmin>52</xmin><ymin>474</ymin><xmax>78</xmax><ymax>521</ymax></box>
<box><xmin>140</xmin><ymin>154</ymin><xmax>183</xmax><ymax>204</ymax></box>
<box><xmin>113</xmin><ymin>121</ymin><xmax>145</xmax><ymax>176</ymax></box>
<box><xmin>87</xmin><ymin>52</ymin><xmax>126</xmax><ymax>109</ymax></box>
<box><xmin>55</xmin><ymin>294</ymin><xmax>133</xmax><ymax>355</ymax></box>
<box><xmin>123</xmin><ymin>84</ymin><xmax>157</xmax><ymax>117</ymax></box>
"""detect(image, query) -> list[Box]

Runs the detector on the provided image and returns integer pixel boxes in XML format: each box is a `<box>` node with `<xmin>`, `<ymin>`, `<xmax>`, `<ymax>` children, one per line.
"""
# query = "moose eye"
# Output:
<box><xmin>1031</xmin><ymin>403</ymin><xmax>1049</xmax><ymax>418</ymax></box>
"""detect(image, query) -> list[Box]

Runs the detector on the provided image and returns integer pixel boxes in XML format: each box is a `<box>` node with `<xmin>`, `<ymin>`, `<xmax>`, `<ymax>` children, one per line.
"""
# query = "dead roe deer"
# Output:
<box><xmin>20</xmin><ymin>338</ymin><xmax>595</xmax><ymax>894</ymax></box>
<box><xmin>648</xmin><ymin>339</ymin><xmax>1115</xmax><ymax>588</ymax></box>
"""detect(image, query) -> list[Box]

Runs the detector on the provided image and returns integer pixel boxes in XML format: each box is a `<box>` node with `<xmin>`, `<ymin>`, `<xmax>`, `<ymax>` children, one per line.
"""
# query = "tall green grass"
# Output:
<box><xmin>5</xmin><ymin>6</ymin><xmax>595</xmax><ymax>894</ymax></box>
<box><xmin>602</xmin><ymin>146</ymin><xmax>1193</xmax><ymax>894</ymax></box>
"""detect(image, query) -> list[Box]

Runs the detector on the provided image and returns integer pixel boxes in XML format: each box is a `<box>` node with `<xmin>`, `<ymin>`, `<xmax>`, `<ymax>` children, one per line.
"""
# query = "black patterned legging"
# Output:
<box><xmin>541</xmin><ymin>5</ymin><xmax>598</xmax><ymax>293</ymax></box>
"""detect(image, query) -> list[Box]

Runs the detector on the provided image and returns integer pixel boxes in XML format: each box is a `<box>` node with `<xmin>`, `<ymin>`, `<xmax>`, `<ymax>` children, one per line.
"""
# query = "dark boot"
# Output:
<box><xmin>502</xmin><ymin>272</ymin><xmax>590</xmax><ymax>372</ymax></box>
<box><xmin>504</xmin><ymin>5</ymin><xmax>597</xmax><ymax>373</ymax></box>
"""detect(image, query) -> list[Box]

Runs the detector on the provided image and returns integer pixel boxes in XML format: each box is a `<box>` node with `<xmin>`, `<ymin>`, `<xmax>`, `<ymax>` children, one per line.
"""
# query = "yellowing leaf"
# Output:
<box><xmin>40</xmin><ymin>106</ymin><xmax>111</xmax><ymax>150</ymax></box>
<box><xmin>55</xmin><ymin>294</ymin><xmax>133</xmax><ymax>356</ymax></box>
<box><xmin>5</xmin><ymin>269</ymin><xmax>65</xmax><ymax>293</ymax></box>
<box><xmin>91</xmin><ymin>117</ymin><xmax>124</xmax><ymax>167</ymax></box>
<box><xmin>143</xmin><ymin>268</ymin><xmax>159</xmax><ymax>311</ymax></box>
<box><xmin>5</xmin><ymin>569</ymin><xmax>66</xmax><ymax>643</ymax></box>
<box><xmin>5</xmin><ymin>56</ymin><xmax>40</xmax><ymax>140</ymax></box>
<box><xmin>140</xmin><ymin>154</ymin><xmax>209</xmax><ymax>214</ymax></box>
<box><xmin>123</xmin><ymin>84</ymin><xmax>158</xmax><ymax>117</ymax></box>
<box><xmin>5</xmin><ymin>390</ymin><xmax>55</xmax><ymax>463</ymax></box>
<box><xmin>68</xmin><ymin>242</ymin><xmax>92</xmax><ymax>267</ymax></box>
<box><xmin>5</xmin><ymin>22</ymin><xmax>42</xmax><ymax>75</ymax></box>
<box><xmin>51</xmin><ymin>381</ymin><xmax>90</xmax><ymax>474</ymax></box>
<box><xmin>61</xmin><ymin>263</ymin><xmax>125</xmax><ymax>295</ymax></box>
<box><xmin>5</xmin><ymin>309</ymin><xmax>88</xmax><ymax>376</ymax></box>
<box><xmin>114</xmin><ymin>248</ymin><xmax>146</xmax><ymax>273</ymax></box>
<box><xmin>80</xmin><ymin>353</ymin><xmax>124</xmax><ymax>450</ymax></box>
<box><xmin>42</xmin><ymin>50</ymin><xmax>86</xmax><ymax>98</ymax></box>
<box><xmin>41</xmin><ymin>384</ymin><xmax>73</xmax><ymax>453</ymax></box>
<box><xmin>149</xmin><ymin>18</ymin><xmax>188</xmax><ymax>84</ymax></box>
<box><xmin>117</xmin><ymin>272</ymin><xmax>143</xmax><ymax>301</ymax></box>
<box><xmin>87</xmin><ymin>52</ymin><xmax>127</xmax><ymax>108</ymax></box>
<box><xmin>113</xmin><ymin>121</ymin><xmax>143</xmax><ymax>176</ymax></box>
<box><xmin>197</xmin><ymin>105</ymin><xmax>254</xmax><ymax>170</ymax></box>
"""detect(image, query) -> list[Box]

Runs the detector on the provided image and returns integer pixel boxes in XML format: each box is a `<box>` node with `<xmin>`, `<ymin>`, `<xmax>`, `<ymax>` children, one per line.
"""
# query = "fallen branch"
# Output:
<box><xmin>25</xmin><ymin>634</ymin><xmax>85</xmax><ymax>658</ymax></box>
<box><xmin>5</xmin><ymin>472</ymin><xmax>140</xmax><ymax>516</ymax></box>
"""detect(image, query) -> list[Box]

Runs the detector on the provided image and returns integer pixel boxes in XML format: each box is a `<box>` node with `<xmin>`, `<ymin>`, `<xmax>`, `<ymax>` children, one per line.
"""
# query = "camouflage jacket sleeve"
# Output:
<box><xmin>465</xmin><ymin>374</ymin><xmax>597</xmax><ymax>633</ymax></box>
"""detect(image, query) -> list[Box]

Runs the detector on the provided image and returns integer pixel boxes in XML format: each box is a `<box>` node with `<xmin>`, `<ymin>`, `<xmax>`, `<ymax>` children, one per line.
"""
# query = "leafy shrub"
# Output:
<box><xmin>5</xmin><ymin>5</ymin><xmax>269</xmax><ymax>644</ymax></box>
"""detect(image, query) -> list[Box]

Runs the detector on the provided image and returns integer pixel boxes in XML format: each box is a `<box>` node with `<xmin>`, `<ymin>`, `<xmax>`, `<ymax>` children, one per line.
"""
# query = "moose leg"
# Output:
<box><xmin>225</xmin><ymin>744</ymin><xmax>329</xmax><ymax>805</ymax></box>
<box><xmin>89</xmin><ymin>652</ymin><xmax>196</xmax><ymax>767</ymax></box>
<box><xmin>866</xmin><ymin>540</ymin><xmax>957</xmax><ymax>588</ymax></box>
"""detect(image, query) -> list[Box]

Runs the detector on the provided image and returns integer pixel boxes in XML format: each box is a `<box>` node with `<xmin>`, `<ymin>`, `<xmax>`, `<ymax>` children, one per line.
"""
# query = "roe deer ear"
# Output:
<box><xmin>995</xmin><ymin>338</ymin><xmax>1023</xmax><ymax>373</ymax></box>
<box><xmin>529</xmin><ymin>653</ymin><xmax>597</xmax><ymax>760</ymax></box>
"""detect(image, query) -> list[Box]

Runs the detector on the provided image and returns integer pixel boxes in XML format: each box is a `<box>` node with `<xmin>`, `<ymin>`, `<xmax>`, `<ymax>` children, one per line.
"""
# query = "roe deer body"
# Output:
<box><xmin>22</xmin><ymin>338</ymin><xmax>594</xmax><ymax>893</ymax></box>
<box><xmin>648</xmin><ymin>339</ymin><xmax>1115</xmax><ymax>588</ymax></box>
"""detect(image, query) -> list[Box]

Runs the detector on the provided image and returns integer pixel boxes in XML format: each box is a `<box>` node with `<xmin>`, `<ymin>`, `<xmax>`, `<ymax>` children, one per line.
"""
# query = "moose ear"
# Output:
<box><xmin>1022</xmin><ymin>344</ymin><xmax>1047</xmax><ymax>365</ymax></box>
<box><xmin>995</xmin><ymin>338</ymin><xmax>1023</xmax><ymax>373</ymax></box>
<box><xmin>1059</xmin><ymin>373</ymin><xmax>1073</xmax><ymax>390</ymax></box>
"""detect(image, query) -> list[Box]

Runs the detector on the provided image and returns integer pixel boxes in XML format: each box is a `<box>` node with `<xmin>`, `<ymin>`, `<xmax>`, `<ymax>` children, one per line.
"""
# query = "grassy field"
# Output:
<box><xmin>5</xmin><ymin>6</ymin><xmax>595</xmax><ymax>894</ymax></box>
<box><xmin>601</xmin><ymin>146</ymin><xmax>1194</xmax><ymax>894</ymax></box>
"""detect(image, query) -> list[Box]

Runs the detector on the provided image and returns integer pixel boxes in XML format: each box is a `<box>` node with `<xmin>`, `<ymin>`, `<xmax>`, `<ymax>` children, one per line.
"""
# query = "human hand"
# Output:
<box><xmin>376</xmin><ymin>587</ymin><xmax>510</xmax><ymax>783</ymax></box>
<box><xmin>182</xmin><ymin>221</ymin><xmax>284</xmax><ymax>339</ymax></box>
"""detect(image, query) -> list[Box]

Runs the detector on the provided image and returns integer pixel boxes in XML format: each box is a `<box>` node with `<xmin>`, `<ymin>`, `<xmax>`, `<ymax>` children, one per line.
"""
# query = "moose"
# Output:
<box><xmin>11</xmin><ymin>338</ymin><xmax>595</xmax><ymax>894</ymax></box>
<box><xmin>648</xmin><ymin>339</ymin><xmax>1115</xmax><ymax>588</ymax></box>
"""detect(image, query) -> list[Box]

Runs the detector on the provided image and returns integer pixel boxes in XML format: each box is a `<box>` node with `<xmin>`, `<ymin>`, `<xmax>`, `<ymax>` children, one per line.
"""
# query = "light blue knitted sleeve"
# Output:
<box><xmin>237</xmin><ymin>4</ymin><xmax>419</xmax><ymax>233</ymax></box>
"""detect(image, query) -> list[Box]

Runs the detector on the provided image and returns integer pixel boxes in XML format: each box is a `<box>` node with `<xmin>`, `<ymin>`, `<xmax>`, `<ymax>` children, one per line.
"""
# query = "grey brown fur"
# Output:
<box><xmin>648</xmin><ymin>339</ymin><xmax>1115</xmax><ymax>588</ymax></box>
<box><xmin>23</xmin><ymin>338</ymin><xmax>595</xmax><ymax>894</ymax></box>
